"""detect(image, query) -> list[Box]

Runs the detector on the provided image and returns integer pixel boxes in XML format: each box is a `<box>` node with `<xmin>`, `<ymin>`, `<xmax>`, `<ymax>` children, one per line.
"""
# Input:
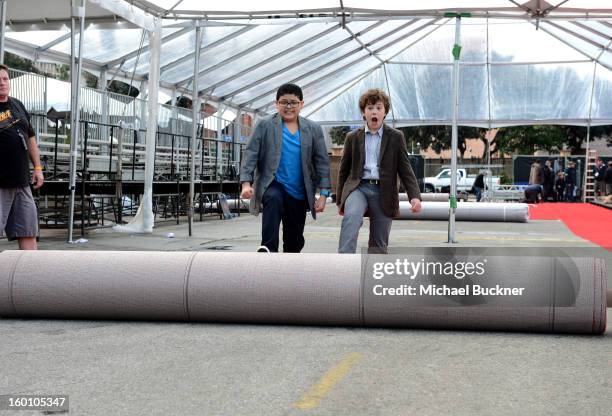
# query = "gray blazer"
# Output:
<box><xmin>240</xmin><ymin>113</ymin><xmax>331</xmax><ymax>219</ymax></box>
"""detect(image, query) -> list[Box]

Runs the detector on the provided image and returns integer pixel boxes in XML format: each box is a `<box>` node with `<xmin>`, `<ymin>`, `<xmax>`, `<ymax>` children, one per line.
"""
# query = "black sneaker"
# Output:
<box><xmin>256</xmin><ymin>245</ymin><xmax>270</xmax><ymax>253</ymax></box>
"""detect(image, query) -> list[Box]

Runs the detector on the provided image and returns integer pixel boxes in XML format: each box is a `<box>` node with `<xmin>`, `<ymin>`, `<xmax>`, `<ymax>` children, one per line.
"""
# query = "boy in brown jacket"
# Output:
<box><xmin>337</xmin><ymin>88</ymin><xmax>421</xmax><ymax>253</ymax></box>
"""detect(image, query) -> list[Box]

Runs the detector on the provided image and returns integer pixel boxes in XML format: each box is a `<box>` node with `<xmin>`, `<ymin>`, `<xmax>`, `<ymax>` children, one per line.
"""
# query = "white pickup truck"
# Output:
<box><xmin>424</xmin><ymin>168</ymin><xmax>500</xmax><ymax>193</ymax></box>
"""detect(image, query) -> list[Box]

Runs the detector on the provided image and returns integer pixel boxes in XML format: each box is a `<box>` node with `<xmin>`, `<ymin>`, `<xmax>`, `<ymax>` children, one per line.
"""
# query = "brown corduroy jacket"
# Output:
<box><xmin>336</xmin><ymin>124</ymin><xmax>421</xmax><ymax>218</ymax></box>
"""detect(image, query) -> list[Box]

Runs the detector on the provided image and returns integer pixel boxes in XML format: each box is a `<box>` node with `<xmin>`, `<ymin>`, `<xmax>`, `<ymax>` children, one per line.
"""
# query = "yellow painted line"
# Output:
<box><xmin>293</xmin><ymin>352</ymin><xmax>362</xmax><ymax>410</ymax></box>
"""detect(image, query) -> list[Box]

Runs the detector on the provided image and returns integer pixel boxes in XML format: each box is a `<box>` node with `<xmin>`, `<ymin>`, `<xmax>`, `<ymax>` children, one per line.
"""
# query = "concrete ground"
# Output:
<box><xmin>1</xmin><ymin>209</ymin><xmax>610</xmax><ymax>416</ymax></box>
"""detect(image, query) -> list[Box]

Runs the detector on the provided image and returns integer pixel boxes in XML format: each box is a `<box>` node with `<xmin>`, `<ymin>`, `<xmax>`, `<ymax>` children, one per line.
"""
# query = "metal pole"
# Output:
<box><xmin>486</xmin><ymin>132</ymin><xmax>492</xmax><ymax>202</ymax></box>
<box><xmin>448</xmin><ymin>16</ymin><xmax>463</xmax><ymax>244</ymax></box>
<box><xmin>234</xmin><ymin>109</ymin><xmax>242</xmax><ymax>177</ymax></box>
<box><xmin>43</xmin><ymin>76</ymin><xmax>48</xmax><ymax>133</ymax></box>
<box><xmin>583</xmin><ymin>125</ymin><xmax>591</xmax><ymax>202</ymax></box>
<box><xmin>81</xmin><ymin>121</ymin><xmax>89</xmax><ymax>237</ymax></box>
<box><xmin>139</xmin><ymin>78</ymin><xmax>148</xmax><ymax>127</ymax></box>
<box><xmin>189</xmin><ymin>24</ymin><xmax>202</xmax><ymax>236</ymax></box>
<box><xmin>0</xmin><ymin>0</ymin><xmax>7</xmax><ymax>64</ymax></box>
<box><xmin>100</xmin><ymin>69</ymin><xmax>109</xmax><ymax>147</ymax></box>
<box><xmin>67</xmin><ymin>0</ymin><xmax>85</xmax><ymax>243</ymax></box>
<box><xmin>217</xmin><ymin>106</ymin><xmax>223</xmax><ymax>181</ymax></box>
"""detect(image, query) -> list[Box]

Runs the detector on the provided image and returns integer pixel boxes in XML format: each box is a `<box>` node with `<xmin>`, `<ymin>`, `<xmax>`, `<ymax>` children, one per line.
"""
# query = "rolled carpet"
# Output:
<box><xmin>0</xmin><ymin>250</ymin><xmax>606</xmax><ymax>334</ymax></box>
<box><xmin>400</xmin><ymin>193</ymin><xmax>451</xmax><ymax>202</ymax></box>
<box><xmin>398</xmin><ymin>201</ymin><xmax>529</xmax><ymax>222</ymax></box>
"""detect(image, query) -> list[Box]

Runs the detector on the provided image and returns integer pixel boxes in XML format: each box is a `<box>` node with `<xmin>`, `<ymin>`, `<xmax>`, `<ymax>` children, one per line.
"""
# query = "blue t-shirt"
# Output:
<box><xmin>275</xmin><ymin>123</ymin><xmax>305</xmax><ymax>200</ymax></box>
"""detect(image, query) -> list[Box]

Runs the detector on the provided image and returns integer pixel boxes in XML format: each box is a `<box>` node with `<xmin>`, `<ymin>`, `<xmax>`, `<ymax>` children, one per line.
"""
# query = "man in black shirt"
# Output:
<box><xmin>0</xmin><ymin>64</ymin><xmax>44</xmax><ymax>249</ymax></box>
<box><xmin>472</xmin><ymin>171</ymin><xmax>485</xmax><ymax>202</ymax></box>
<box><xmin>542</xmin><ymin>159</ymin><xmax>554</xmax><ymax>201</ymax></box>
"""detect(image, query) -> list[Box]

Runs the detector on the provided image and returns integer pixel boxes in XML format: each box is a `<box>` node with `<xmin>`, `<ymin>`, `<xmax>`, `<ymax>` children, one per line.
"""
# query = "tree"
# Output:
<box><xmin>329</xmin><ymin>126</ymin><xmax>350</xmax><ymax>146</ymax></box>
<box><xmin>493</xmin><ymin>125</ymin><xmax>612</xmax><ymax>155</ymax></box>
<box><xmin>399</xmin><ymin>126</ymin><xmax>489</xmax><ymax>157</ymax></box>
<box><xmin>558</xmin><ymin>126</ymin><xmax>612</xmax><ymax>154</ymax></box>
<box><xmin>57</xmin><ymin>65</ymin><xmax>70</xmax><ymax>82</ymax></box>
<box><xmin>175</xmin><ymin>96</ymin><xmax>192</xmax><ymax>109</ymax></box>
<box><xmin>83</xmin><ymin>71</ymin><xmax>98</xmax><ymax>88</ymax></box>
<box><xmin>329</xmin><ymin>125</ymin><xmax>475</xmax><ymax>156</ymax></box>
<box><xmin>105</xmin><ymin>80</ymin><xmax>140</xmax><ymax>98</ymax></box>
<box><xmin>4</xmin><ymin>52</ymin><xmax>40</xmax><ymax>74</ymax></box>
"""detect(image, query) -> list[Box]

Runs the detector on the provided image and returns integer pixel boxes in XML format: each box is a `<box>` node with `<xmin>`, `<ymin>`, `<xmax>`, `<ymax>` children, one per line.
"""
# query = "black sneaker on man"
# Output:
<box><xmin>256</xmin><ymin>245</ymin><xmax>270</xmax><ymax>253</ymax></box>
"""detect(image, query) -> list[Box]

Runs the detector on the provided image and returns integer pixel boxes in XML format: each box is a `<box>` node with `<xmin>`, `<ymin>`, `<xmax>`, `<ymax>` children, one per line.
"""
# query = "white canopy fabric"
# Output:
<box><xmin>3</xmin><ymin>0</ymin><xmax>612</xmax><ymax>126</ymax></box>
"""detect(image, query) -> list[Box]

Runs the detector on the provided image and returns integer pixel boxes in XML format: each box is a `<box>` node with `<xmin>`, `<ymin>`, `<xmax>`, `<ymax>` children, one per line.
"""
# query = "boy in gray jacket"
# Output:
<box><xmin>240</xmin><ymin>83</ymin><xmax>330</xmax><ymax>253</ymax></box>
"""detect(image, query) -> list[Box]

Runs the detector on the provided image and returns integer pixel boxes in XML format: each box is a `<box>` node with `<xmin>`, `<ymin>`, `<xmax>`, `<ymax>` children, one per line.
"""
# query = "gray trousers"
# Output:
<box><xmin>338</xmin><ymin>183</ymin><xmax>393</xmax><ymax>254</ymax></box>
<box><xmin>0</xmin><ymin>186</ymin><xmax>38</xmax><ymax>240</ymax></box>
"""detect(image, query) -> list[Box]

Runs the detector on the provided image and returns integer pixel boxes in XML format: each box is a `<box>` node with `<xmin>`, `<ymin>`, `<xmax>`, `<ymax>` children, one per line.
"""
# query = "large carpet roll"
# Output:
<box><xmin>398</xmin><ymin>201</ymin><xmax>529</xmax><ymax>222</ymax></box>
<box><xmin>400</xmin><ymin>193</ymin><xmax>450</xmax><ymax>202</ymax></box>
<box><xmin>204</xmin><ymin>199</ymin><xmax>250</xmax><ymax>212</ymax></box>
<box><xmin>0</xmin><ymin>251</ymin><xmax>606</xmax><ymax>334</ymax></box>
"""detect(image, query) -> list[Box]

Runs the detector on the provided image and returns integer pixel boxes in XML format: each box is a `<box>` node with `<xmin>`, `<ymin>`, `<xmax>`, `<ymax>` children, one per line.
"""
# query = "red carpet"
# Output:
<box><xmin>528</xmin><ymin>203</ymin><xmax>612</xmax><ymax>248</ymax></box>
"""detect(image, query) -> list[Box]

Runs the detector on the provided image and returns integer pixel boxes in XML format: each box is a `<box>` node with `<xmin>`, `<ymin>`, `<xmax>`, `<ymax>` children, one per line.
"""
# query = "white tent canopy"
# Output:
<box><xmin>2</xmin><ymin>0</ymin><xmax>612</xmax><ymax>127</ymax></box>
<box><xmin>2</xmin><ymin>0</ymin><xmax>610</xmax><ymax>240</ymax></box>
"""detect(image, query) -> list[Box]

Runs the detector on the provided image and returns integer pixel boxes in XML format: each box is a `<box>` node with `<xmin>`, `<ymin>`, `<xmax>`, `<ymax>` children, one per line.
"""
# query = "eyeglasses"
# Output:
<box><xmin>277</xmin><ymin>100</ymin><xmax>301</xmax><ymax>108</ymax></box>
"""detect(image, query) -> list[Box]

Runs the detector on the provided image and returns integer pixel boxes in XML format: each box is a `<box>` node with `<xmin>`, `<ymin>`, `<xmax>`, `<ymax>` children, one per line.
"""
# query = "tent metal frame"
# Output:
<box><xmin>1</xmin><ymin>0</ymin><xmax>612</xmax><ymax>241</ymax></box>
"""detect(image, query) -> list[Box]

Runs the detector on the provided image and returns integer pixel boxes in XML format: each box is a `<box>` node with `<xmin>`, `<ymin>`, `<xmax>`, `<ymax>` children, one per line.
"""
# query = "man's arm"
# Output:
<box><xmin>336</xmin><ymin>133</ymin><xmax>353</xmax><ymax>206</ymax></box>
<box><xmin>309</xmin><ymin>124</ymin><xmax>330</xmax><ymax>213</ymax></box>
<box><xmin>312</xmin><ymin>124</ymin><xmax>331</xmax><ymax>191</ymax></box>
<box><xmin>239</xmin><ymin>120</ymin><xmax>265</xmax><ymax>198</ymax></box>
<box><xmin>27</xmin><ymin>135</ymin><xmax>44</xmax><ymax>189</ymax></box>
<box><xmin>396</xmin><ymin>132</ymin><xmax>421</xmax><ymax>212</ymax></box>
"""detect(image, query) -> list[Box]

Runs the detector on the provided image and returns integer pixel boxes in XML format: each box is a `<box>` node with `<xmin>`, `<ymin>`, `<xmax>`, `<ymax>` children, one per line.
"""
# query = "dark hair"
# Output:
<box><xmin>276</xmin><ymin>83</ymin><xmax>303</xmax><ymax>101</ymax></box>
<box><xmin>0</xmin><ymin>64</ymin><xmax>9</xmax><ymax>73</ymax></box>
<box><xmin>535</xmin><ymin>159</ymin><xmax>541</xmax><ymax>164</ymax></box>
<box><xmin>359</xmin><ymin>88</ymin><xmax>390</xmax><ymax>114</ymax></box>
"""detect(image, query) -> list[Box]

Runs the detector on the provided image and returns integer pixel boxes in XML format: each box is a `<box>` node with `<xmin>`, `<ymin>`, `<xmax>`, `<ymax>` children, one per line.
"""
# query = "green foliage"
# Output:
<box><xmin>83</xmin><ymin>72</ymin><xmax>98</xmax><ymax>88</ymax></box>
<box><xmin>399</xmin><ymin>126</ymin><xmax>489</xmax><ymax>157</ymax></box>
<box><xmin>560</xmin><ymin>125</ymin><xmax>612</xmax><ymax>154</ymax></box>
<box><xmin>175</xmin><ymin>96</ymin><xmax>192</xmax><ymax>109</ymax></box>
<box><xmin>329</xmin><ymin>126</ymin><xmax>351</xmax><ymax>146</ymax></box>
<box><xmin>106</xmin><ymin>80</ymin><xmax>140</xmax><ymax>98</ymax></box>
<box><xmin>499</xmin><ymin>172</ymin><xmax>513</xmax><ymax>185</ymax></box>
<box><xmin>494</xmin><ymin>125</ymin><xmax>612</xmax><ymax>155</ymax></box>
<box><xmin>4</xmin><ymin>53</ymin><xmax>40</xmax><ymax>74</ymax></box>
<box><xmin>316</xmin><ymin>122</ymin><xmax>611</xmax><ymax>157</ymax></box>
<box><xmin>57</xmin><ymin>65</ymin><xmax>70</xmax><ymax>82</ymax></box>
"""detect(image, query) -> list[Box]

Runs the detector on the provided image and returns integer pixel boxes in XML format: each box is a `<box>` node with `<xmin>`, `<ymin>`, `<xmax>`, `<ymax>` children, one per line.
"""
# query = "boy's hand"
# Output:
<box><xmin>241</xmin><ymin>182</ymin><xmax>253</xmax><ymax>199</ymax></box>
<box><xmin>315</xmin><ymin>195</ymin><xmax>326</xmax><ymax>212</ymax></box>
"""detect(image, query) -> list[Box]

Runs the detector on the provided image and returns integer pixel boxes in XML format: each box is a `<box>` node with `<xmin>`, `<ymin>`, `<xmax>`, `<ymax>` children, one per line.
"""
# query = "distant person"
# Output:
<box><xmin>542</xmin><ymin>159</ymin><xmax>554</xmax><ymax>201</ymax></box>
<box><xmin>605</xmin><ymin>161</ymin><xmax>612</xmax><ymax>196</ymax></box>
<box><xmin>240</xmin><ymin>83</ymin><xmax>330</xmax><ymax>253</ymax></box>
<box><xmin>0</xmin><ymin>64</ymin><xmax>44</xmax><ymax>250</ymax></box>
<box><xmin>554</xmin><ymin>171</ymin><xmax>566</xmax><ymax>202</ymax></box>
<box><xmin>337</xmin><ymin>88</ymin><xmax>421</xmax><ymax>254</ymax></box>
<box><xmin>524</xmin><ymin>184</ymin><xmax>543</xmax><ymax>204</ymax></box>
<box><xmin>565</xmin><ymin>161</ymin><xmax>577</xmax><ymax>202</ymax></box>
<box><xmin>593</xmin><ymin>158</ymin><xmax>607</xmax><ymax>197</ymax></box>
<box><xmin>471</xmin><ymin>171</ymin><xmax>485</xmax><ymax>202</ymax></box>
<box><xmin>529</xmin><ymin>159</ymin><xmax>544</xmax><ymax>186</ymax></box>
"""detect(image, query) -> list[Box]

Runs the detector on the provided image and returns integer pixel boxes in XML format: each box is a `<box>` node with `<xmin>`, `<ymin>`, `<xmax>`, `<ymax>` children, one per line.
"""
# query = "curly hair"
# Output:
<box><xmin>358</xmin><ymin>88</ymin><xmax>390</xmax><ymax>114</ymax></box>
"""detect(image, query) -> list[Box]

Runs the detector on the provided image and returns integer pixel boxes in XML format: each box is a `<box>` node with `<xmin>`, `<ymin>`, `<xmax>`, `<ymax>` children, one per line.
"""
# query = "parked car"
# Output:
<box><xmin>424</xmin><ymin>168</ymin><xmax>500</xmax><ymax>193</ymax></box>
